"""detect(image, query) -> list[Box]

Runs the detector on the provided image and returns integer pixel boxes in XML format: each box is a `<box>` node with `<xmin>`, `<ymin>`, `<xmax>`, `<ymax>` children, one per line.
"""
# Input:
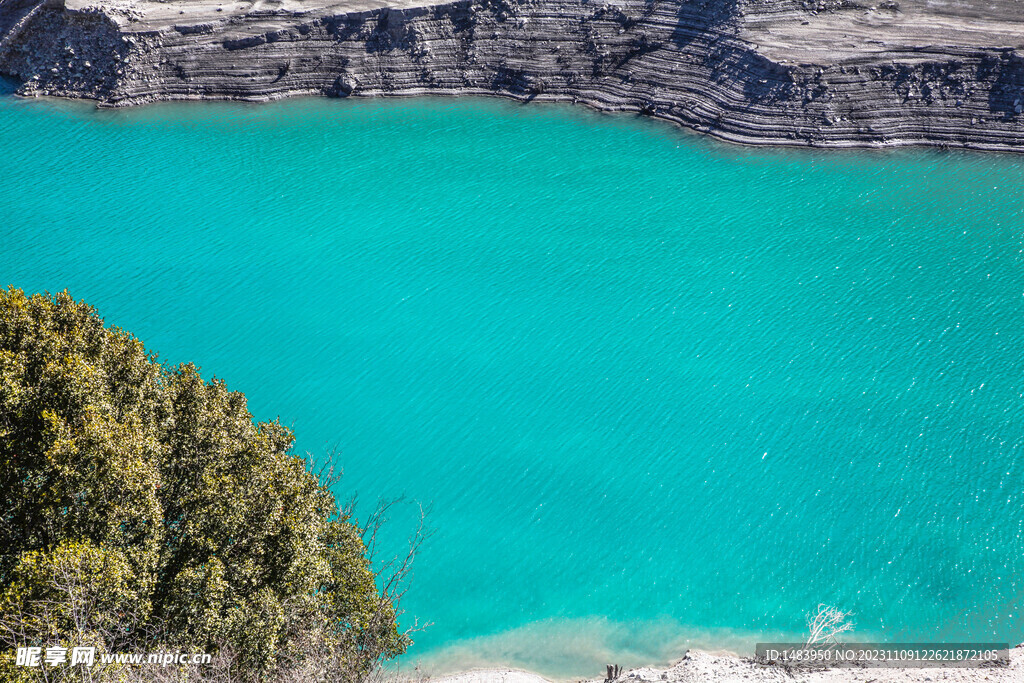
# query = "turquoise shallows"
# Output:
<box><xmin>2</xmin><ymin>88</ymin><xmax>1024</xmax><ymax>677</ymax></box>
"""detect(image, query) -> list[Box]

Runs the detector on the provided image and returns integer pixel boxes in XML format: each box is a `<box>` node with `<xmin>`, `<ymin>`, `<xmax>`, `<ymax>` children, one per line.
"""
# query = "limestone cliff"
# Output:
<box><xmin>2</xmin><ymin>0</ymin><xmax>1024</xmax><ymax>150</ymax></box>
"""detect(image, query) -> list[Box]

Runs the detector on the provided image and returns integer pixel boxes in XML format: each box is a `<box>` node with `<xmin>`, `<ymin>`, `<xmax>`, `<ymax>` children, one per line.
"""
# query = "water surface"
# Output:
<box><xmin>2</xmin><ymin>91</ymin><xmax>1023</xmax><ymax>677</ymax></box>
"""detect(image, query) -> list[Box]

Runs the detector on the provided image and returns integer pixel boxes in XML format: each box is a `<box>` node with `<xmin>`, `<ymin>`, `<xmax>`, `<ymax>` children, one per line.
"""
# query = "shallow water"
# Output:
<box><xmin>2</xmin><ymin>91</ymin><xmax>1023</xmax><ymax>677</ymax></box>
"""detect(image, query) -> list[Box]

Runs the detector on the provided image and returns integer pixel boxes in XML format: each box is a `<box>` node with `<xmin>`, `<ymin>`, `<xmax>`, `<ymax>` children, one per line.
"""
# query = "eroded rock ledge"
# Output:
<box><xmin>3</xmin><ymin>0</ymin><xmax>1024</xmax><ymax>150</ymax></box>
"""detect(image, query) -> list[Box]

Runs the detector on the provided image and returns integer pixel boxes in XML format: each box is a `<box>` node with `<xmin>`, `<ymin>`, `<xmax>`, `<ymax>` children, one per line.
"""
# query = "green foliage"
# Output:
<box><xmin>0</xmin><ymin>288</ymin><xmax>409</xmax><ymax>681</ymax></box>
<box><xmin>1</xmin><ymin>540</ymin><xmax>143</xmax><ymax>646</ymax></box>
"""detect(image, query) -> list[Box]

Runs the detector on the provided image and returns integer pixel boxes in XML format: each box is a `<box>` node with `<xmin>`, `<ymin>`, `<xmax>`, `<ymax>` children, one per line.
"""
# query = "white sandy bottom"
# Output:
<box><xmin>429</xmin><ymin>647</ymin><xmax>1024</xmax><ymax>683</ymax></box>
<box><xmin>392</xmin><ymin>618</ymin><xmax>787</xmax><ymax>681</ymax></box>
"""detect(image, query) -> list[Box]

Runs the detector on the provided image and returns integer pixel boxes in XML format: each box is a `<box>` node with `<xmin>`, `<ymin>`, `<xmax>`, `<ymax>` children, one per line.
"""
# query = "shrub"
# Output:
<box><xmin>0</xmin><ymin>288</ymin><xmax>410</xmax><ymax>681</ymax></box>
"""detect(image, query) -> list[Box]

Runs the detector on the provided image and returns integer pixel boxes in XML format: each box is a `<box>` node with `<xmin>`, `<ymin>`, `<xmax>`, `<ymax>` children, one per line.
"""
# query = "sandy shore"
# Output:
<box><xmin>432</xmin><ymin>646</ymin><xmax>1024</xmax><ymax>683</ymax></box>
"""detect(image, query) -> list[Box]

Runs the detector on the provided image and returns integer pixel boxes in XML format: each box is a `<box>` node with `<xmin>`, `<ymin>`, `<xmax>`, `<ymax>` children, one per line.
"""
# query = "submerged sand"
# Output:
<box><xmin>430</xmin><ymin>646</ymin><xmax>1024</xmax><ymax>683</ymax></box>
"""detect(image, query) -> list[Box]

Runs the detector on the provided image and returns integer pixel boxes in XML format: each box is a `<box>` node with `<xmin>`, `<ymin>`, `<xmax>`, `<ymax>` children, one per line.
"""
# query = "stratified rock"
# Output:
<box><xmin>3</xmin><ymin>0</ymin><xmax>1024</xmax><ymax>150</ymax></box>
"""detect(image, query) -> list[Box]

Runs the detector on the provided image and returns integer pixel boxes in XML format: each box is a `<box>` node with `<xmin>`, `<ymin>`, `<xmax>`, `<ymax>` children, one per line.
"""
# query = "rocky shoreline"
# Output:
<box><xmin>431</xmin><ymin>645</ymin><xmax>1024</xmax><ymax>683</ymax></box>
<box><xmin>3</xmin><ymin>0</ymin><xmax>1024</xmax><ymax>150</ymax></box>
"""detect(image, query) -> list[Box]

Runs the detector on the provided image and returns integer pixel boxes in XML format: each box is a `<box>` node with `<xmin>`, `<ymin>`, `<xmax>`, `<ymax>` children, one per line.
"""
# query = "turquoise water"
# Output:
<box><xmin>3</xmin><ymin>85</ymin><xmax>1024</xmax><ymax>677</ymax></box>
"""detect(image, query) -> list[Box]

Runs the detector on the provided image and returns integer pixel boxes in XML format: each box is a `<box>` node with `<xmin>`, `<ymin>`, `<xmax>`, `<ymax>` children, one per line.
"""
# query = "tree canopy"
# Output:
<box><xmin>0</xmin><ymin>288</ymin><xmax>409</xmax><ymax>681</ymax></box>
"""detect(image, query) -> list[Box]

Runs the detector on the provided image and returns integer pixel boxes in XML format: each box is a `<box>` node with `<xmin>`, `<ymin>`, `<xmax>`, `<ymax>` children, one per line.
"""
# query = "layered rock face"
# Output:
<box><xmin>2</xmin><ymin>0</ymin><xmax>1024</xmax><ymax>149</ymax></box>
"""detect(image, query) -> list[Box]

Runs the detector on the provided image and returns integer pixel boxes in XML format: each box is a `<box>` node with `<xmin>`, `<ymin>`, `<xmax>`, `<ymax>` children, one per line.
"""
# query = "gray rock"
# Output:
<box><xmin>3</xmin><ymin>0</ymin><xmax>1024</xmax><ymax>151</ymax></box>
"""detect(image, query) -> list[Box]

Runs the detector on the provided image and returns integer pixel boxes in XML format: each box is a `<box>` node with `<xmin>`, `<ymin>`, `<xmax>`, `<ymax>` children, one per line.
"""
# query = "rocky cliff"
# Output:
<box><xmin>2</xmin><ymin>0</ymin><xmax>1024</xmax><ymax>150</ymax></box>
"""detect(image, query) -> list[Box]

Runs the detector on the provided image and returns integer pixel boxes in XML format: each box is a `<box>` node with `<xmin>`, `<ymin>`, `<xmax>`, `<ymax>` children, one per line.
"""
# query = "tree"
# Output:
<box><xmin>0</xmin><ymin>288</ymin><xmax>413</xmax><ymax>681</ymax></box>
<box><xmin>804</xmin><ymin>604</ymin><xmax>855</xmax><ymax>647</ymax></box>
